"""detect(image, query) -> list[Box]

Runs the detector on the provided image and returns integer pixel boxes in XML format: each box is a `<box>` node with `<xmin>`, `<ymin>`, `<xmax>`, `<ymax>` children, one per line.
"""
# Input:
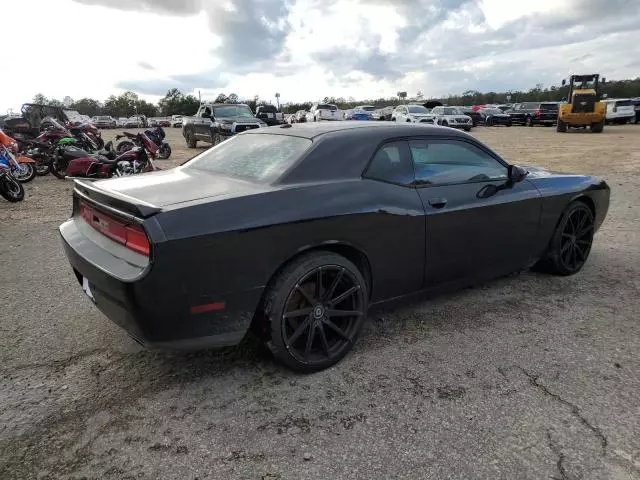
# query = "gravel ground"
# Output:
<box><xmin>1</xmin><ymin>124</ymin><xmax>639</xmax><ymax>480</ymax></box>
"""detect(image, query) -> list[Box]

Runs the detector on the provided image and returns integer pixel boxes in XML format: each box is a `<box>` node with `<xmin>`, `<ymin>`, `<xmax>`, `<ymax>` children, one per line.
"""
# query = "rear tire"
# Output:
<box><xmin>591</xmin><ymin>120</ymin><xmax>604</xmax><ymax>133</ymax></box>
<box><xmin>263</xmin><ymin>251</ymin><xmax>368</xmax><ymax>372</ymax></box>
<box><xmin>535</xmin><ymin>201</ymin><xmax>594</xmax><ymax>276</ymax></box>
<box><xmin>557</xmin><ymin>119</ymin><xmax>567</xmax><ymax>132</ymax></box>
<box><xmin>0</xmin><ymin>175</ymin><xmax>25</xmax><ymax>202</ymax></box>
<box><xmin>158</xmin><ymin>143</ymin><xmax>172</xmax><ymax>159</ymax></box>
<box><xmin>186</xmin><ymin>130</ymin><xmax>197</xmax><ymax>148</ymax></box>
<box><xmin>13</xmin><ymin>163</ymin><xmax>36</xmax><ymax>183</ymax></box>
<box><xmin>50</xmin><ymin>156</ymin><xmax>67</xmax><ymax>179</ymax></box>
<box><xmin>116</xmin><ymin>140</ymin><xmax>135</xmax><ymax>154</ymax></box>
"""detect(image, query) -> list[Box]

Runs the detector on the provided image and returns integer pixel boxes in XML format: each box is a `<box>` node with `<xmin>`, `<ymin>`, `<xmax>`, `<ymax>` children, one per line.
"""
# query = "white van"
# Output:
<box><xmin>602</xmin><ymin>99</ymin><xmax>635</xmax><ymax>124</ymax></box>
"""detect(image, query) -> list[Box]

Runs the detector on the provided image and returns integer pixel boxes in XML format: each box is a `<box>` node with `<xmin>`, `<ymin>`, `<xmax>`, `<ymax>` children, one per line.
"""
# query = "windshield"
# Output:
<box><xmin>213</xmin><ymin>105</ymin><xmax>254</xmax><ymax>118</ymax></box>
<box><xmin>184</xmin><ymin>134</ymin><xmax>312</xmax><ymax>183</ymax></box>
<box><xmin>407</xmin><ymin>105</ymin><xmax>429</xmax><ymax>113</ymax></box>
<box><xmin>259</xmin><ymin>105</ymin><xmax>277</xmax><ymax>113</ymax></box>
<box><xmin>358</xmin><ymin>106</ymin><xmax>376</xmax><ymax>111</ymax></box>
<box><xmin>441</xmin><ymin>107</ymin><xmax>460</xmax><ymax>115</ymax></box>
<box><xmin>540</xmin><ymin>103</ymin><xmax>559</xmax><ymax>110</ymax></box>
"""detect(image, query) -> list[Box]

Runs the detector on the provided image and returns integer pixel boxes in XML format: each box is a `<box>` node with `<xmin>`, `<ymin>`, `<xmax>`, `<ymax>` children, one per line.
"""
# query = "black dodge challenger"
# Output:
<box><xmin>60</xmin><ymin>122</ymin><xmax>610</xmax><ymax>372</ymax></box>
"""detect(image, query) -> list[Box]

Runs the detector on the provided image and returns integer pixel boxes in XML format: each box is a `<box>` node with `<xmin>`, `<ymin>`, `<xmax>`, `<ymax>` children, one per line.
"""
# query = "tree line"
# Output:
<box><xmin>28</xmin><ymin>77</ymin><xmax>640</xmax><ymax>118</ymax></box>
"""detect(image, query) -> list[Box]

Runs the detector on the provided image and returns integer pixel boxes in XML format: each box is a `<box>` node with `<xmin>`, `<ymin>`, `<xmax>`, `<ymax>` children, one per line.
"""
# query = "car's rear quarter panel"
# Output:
<box><xmin>156</xmin><ymin>180</ymin><xmax>426</xmax><ymax>315</ymax></box>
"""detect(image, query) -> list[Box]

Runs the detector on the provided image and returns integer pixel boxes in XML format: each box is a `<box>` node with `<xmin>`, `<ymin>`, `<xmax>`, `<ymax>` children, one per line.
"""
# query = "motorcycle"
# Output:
<box><xmin>0</xmin><ymin>164</ymin><xmax>25</xmax><ymax>202</ymax></box>
<box><xmin>0</xmin><ymin>129</ymin><xmax>37</xmax><ymax>183</ymax></box>
<box><xmin>116</xmin><ymin>125</ymin><xmax>171</xmax><ymax>159</ymax></box>
<box><xmin>39</xmin><ymin>117</ymin><xmax>103</xmax><ymax>152</ymax></box>
<box><xmin>50</xmin><ymin>131</ymin><xmax>161</xmax><ymax>179</ymax></box>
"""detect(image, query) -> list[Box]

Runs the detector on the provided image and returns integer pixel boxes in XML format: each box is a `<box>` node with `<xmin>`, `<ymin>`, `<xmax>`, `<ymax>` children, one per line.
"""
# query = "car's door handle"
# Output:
<box><xmin>428</xmin><ymin>198</ymin><xmax>448</xmax><ymax>209</ymax></box>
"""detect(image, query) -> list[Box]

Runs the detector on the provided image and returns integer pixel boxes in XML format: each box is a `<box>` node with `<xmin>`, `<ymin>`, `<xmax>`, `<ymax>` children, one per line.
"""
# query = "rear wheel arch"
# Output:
<box><xmin>250</xmin><ymin>242</ymin><xmax>373</xmax><ymax>337</ymax></box>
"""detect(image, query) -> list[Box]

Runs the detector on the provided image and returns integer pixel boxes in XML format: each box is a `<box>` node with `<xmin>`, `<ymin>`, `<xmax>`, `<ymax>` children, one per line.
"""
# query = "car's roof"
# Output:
<box><xmin>245</xmin><ymin>121</ymin><xmax>467</xmax><ymax>140</ymax></box>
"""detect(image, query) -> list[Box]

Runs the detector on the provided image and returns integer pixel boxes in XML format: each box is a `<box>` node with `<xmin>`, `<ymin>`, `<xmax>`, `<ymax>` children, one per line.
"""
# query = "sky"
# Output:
<box><xmin>1</xmin><ymin>0</ymin><xmax>639</xmax><ymax>112</ymax></box>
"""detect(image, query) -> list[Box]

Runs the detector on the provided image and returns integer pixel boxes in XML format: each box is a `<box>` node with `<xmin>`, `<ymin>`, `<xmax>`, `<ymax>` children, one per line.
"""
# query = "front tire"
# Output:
<box><xmin>535</xmin><ymin>201</ymin><xmax>594</xmax><ymax>276</ymax></box>
<box><xmin>263</xmin><ymin>252</ymin><xmax>368</xmax><ymax>372</ymax></box>
<box><xmin>525</xmin><ymin>117</ymin><xmax>533</xmax><ymax>127</ymax></box>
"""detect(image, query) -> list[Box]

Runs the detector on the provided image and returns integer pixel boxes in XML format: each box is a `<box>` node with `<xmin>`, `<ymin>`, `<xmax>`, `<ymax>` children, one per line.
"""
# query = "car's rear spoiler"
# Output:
<box><xmin>73</xmin><ymin>179</ymin><xmax>162</xmax><ymax>219</ymax></box>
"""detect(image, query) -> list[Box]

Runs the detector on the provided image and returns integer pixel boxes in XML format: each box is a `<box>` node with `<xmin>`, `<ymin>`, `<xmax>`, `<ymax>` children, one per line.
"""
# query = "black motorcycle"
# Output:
<box><xmin>115</xmin><ymin>126</ymin><xmax>171</xmax><ymax>159</ymax></box>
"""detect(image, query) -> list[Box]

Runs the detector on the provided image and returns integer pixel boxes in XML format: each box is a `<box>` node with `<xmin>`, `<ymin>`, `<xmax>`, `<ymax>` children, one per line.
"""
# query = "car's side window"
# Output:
<box><xmin>409</xmin><ymin>139</ymin><xmax>508</xmax><ymax>186</ymax></box>
<box><xmin>364</xmin><ymin>141</ymin><xmax>415</xmax><ymax>186</ymax></box>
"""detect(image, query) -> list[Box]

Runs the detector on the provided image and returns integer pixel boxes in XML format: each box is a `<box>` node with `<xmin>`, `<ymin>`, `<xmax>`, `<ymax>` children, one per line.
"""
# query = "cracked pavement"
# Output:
<box><xmin>1</xmin><ymin>126</ymin><xmax>640</xmax><ymax>479</ymax></box>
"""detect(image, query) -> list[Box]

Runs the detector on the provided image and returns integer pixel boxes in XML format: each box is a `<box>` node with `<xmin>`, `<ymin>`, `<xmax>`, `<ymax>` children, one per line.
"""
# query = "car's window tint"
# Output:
<box><xmin>409</xmin><ymin>140</ymin><xmax>507</xmax><ymax>186</ymax></box>
<box><xmin>185</xmin><ymin>133</ymin><xmax>311</xmax><ymax>183</ymax></box>
<box><xmin>364</xmin><ymin>142</ymin><xmax>414</xmax><ymax>185</ymax></box>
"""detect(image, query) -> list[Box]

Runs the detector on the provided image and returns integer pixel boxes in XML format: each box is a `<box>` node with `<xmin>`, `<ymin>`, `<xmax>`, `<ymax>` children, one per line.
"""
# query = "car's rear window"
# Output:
<box><xmin>540</xmin><ymin>103</ymin><xmax>559</xmax><ymax>110</ymax></box>
<box><xmin>615</xmin><ymin>100</ymin><xmax>632</xmax><ymax>107</ymax></box>
<box><xmin>259</xmin><ymin>105</ymin><xmax>278</xmax><ymax>112</ymax></box>
<box><xmin>318</xmin><ymin>104</ymin><xmax>337</xmax><ymax>111</ymax></box>
<box><xmin>184</xmin><ymin>134</ymin><xmax>312</xmax><ymax>183</ymax></box>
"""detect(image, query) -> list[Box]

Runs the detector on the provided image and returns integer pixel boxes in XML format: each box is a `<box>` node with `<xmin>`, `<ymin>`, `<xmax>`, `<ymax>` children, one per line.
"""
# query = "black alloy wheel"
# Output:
<box><xmin>264</xmin><ymin>252</ymin><xmax>368</xmax><ymax>372</ymax></box>
<box><xmin>526</xmin><ymin>116</ymin><xmax>533</xmax><ymax>127</ymax></box>
<box><xmin>536</xmin><ymin>202</ymin><xmax>594</xmax><ymax>276</ymax></box>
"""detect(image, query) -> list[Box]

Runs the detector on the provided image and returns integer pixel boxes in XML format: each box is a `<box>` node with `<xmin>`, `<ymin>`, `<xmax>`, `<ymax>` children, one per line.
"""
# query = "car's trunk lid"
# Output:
<box><xmin>87</xmin><ymin>168</ymin><xmax>269</xmax><ymax>213</ymax></box>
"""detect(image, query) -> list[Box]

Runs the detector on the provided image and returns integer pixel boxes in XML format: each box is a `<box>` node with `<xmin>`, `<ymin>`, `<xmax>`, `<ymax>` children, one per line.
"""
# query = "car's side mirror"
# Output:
<box><xmin>508</xmin><ymin>165</ymin><xmax>528</xmax><ymax>183</ymax></box>
<box><xmin>562</xmin><ymin>79</ymin><xmax>566</xmax><ymax>86</ymax></box>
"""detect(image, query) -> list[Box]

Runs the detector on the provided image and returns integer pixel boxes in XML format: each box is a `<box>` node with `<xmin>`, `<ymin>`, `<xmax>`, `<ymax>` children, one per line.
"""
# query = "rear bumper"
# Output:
<box><xmin>59</xmin><ymin>218</ymin><xmax>260</xmax><ymax>350</ymax></box>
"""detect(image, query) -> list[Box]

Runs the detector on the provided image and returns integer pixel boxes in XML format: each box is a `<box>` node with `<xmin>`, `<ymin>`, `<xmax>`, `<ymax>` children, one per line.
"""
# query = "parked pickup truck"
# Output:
<box><xmin>255</xmin><ymin>105</ymin><xmax>284</xmax><ymax>126</ymax></box>
<box><xmin>507</xmin><ymin>102</ymin><xmax>559</xmax><ymax>126</ymax></box>
<box><xmin>182</xmin><ymin>103</ymin><xmax>266</xmax><ymax>148</ymax></box>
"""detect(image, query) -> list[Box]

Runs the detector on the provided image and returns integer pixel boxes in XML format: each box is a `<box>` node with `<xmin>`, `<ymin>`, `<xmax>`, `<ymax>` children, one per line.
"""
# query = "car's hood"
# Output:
<box><xmin>521</xmin><ymin>165</ymin><xmax>580</xmax><ymax>178</ymax></box>
<box><xmin>94</xmin><ymin>167</ymin><xmax>271</xmax><ymax>208</ymax></box>
<box><xmin>215</xmin><ymin>116</ymin><xmax>262</xmax><ymax>124</ymax></box>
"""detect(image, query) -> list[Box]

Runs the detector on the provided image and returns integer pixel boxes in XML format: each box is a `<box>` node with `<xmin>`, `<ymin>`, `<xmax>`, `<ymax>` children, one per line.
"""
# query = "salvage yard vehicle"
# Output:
<box><xmin>182</xmin><ymin>103</ymin><xmax>265</xmax><ymax>148</ymax></box>
<box><xmin>346</xmin><ymin>105</ymin><xmax>376</xmax><ymax>120</ymax></box>
<box><xmin>391</xmin><ymin>104</ymin><xmax>436</xmax><ymax>124</ymax></box>
<box><xmin>306</xmin><ymin>103</ymin><xmax>344</xmax><ymax>122</ymax></box>
<box><xmin>601</xmin><ymin>99</ymin><xmax>635</xmax><ymax>124</ymax></box>
<box><xmin>92</xmin><ymin>116</ymin><xmax>117</xmax><ymax>129</ymax></box>
<box><xmin>479</xmin><ymin>108</ymin><xmax>513</xmax><ymax>127</ymax></box>
<box><xmin>430</xmin><ymin>106</ymin><xmax>473</xmax><ymax>130</ymax></box>
<box><xmin>255</xmin><ymin>105</ymin><xmax>284</xmax><ymax>126</ymax></box>
<box><xmin>51</xmin><ymin>132</ymin><xmax>159</xmax><ymax>179</ymax></box>
<box><xmin>60</xmin><ymin>122</ymin><xmax>610</xmax><ymax>372</ymax></box>
<box><xmin>557</xmin><ymin>74</ymin><xmax>607</xmax><ymax>133</ymax></box>
<box><xmin>508</xmin><ymin>102</ymin><xmax>558</xmax><ymax>127</ymax></box>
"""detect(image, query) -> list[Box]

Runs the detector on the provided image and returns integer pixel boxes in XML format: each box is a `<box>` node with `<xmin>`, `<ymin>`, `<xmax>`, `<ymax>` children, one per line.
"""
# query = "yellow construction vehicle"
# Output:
<box><xmin>557</xmin><ymin>74</ymin><xmax>606</xmax><ymax>133</ymax></box>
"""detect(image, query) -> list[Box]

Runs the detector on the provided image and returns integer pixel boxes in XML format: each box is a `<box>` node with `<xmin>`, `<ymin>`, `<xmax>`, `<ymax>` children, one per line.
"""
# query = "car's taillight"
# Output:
<box><xmin>534</xmin><ymin>109</ymin><xmax>541</xmax><ymax>117</ymax></box>
<box><xmin>79</xmin><ymin>201</ymin><xmax>150</xmax><ymax>256</ymax></box>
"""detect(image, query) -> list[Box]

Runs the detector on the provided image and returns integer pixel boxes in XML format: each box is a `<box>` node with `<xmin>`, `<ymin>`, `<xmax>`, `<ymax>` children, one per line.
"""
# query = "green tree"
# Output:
<box><xmin>70</xmin><ymin>98</ymin><xmax>103</xmax><ymax>117</ymax></box>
